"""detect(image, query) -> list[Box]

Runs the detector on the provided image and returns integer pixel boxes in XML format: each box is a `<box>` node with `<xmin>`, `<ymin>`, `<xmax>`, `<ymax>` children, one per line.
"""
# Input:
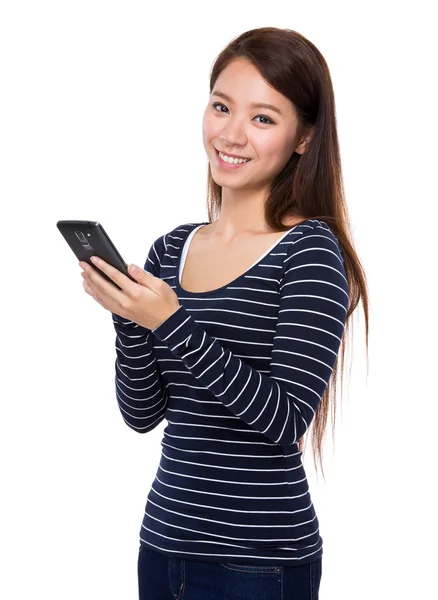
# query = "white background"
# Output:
<box><xmin>1</xmin><ymin>1</ymin><xmax>437</xmax><ymax>598</ymax></box>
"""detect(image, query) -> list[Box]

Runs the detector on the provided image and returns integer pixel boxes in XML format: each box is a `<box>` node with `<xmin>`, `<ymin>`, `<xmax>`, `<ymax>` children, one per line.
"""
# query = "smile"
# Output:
<box><xmin>215</xmin><ymin>149</ymin><xmax>252</xmax><ymax>168</ymax></box>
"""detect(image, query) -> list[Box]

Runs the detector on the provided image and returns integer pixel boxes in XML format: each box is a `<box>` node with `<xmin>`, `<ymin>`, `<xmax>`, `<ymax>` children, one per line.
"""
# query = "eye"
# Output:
<box><xmin>254</xmin><ymin>115</ymin><xmax>274</xmax><ymax>125</ymax></box>
<box><xmin>211</xmin><ymin>102</ymin><xmax>275</xmax><ymax>125</ymax></box>
<box><xmin>212</xmin><ymin>101</ymin><xmax>228</xmax><ymax>113</ymax></box>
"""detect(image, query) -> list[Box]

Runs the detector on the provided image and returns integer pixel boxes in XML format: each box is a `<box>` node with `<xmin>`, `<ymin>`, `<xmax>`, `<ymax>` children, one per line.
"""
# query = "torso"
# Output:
<box><xmin>180</xmin><ymin>216</ymin><xmax>307</xmax><ymax>293</ymax></box>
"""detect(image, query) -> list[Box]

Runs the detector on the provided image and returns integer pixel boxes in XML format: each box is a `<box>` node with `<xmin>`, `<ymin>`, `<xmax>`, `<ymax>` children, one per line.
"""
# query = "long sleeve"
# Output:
<box><xmin>151</xmin><ymin>227</ymin><xmax>349</xmax><ymax>447</ymax></box>
<box><xmin>111</xmin><ymin>234</ymin><xmax>169</xmax><ymax>433</ymax></box>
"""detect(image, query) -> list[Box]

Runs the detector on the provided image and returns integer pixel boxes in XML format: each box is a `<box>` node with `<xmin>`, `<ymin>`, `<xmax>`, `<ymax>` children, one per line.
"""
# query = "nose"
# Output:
<box><xmin>219</xmin><ymin>118</ymin><xmax>247</xmax><ymax>148</ymax></box>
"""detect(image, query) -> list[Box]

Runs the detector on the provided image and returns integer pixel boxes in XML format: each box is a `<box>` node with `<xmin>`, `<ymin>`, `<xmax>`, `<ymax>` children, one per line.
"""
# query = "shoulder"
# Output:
<box><xmin>283</xmin><ymin>218</ymin><xmax>349</xmax><ymax>302</ymax></box>
<box><xmin>149</xmin><ymin>221</ymin><xmax>205</xmax><ymax>259</ymax></box>
<box><xmin>290</xmin><ymin>218</ymin><xmax>344</xmax><ymax>262</ymax></box>
<box><xmin>163</xmin><ymin>221</ymin><xmax>205</xmax><ymax>240</ymax></box>
<box><xmin>144</xmin><ymin>221</ymin><xmax>201</xmax><ymax>276</ymax></box>
<box><xmin>152</xmin><ymin>221</ymin><xmax>201</xmax><ymax>245</ymax></box>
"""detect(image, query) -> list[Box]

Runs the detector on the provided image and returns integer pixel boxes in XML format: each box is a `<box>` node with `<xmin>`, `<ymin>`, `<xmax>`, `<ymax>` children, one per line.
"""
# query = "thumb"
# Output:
<box><xmin>128</xmin><ymin>264</ymin><xmax>153</xmax><ymax>284</ymax></box>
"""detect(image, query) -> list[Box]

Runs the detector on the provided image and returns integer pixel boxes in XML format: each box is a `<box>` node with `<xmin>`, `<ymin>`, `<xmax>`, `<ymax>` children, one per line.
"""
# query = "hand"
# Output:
<box><xmin>79</xmin><ymin>256</ymin><xmax>181</xmax><ymax>330</ymax></box>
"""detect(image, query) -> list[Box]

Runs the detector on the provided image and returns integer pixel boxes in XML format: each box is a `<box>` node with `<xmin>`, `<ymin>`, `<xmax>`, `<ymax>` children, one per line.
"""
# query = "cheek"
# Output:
<box><xmin>202</xmin><ymin>123</ymin><xmax>212</xmax><ymax>155</ymax></box>
<box><xmin>258</xmin><ymin>136</ymin><xmax>293</xmax><ymax>164</ymax></box>
<box><xmin>202</xmin><ymin>112</ymin><xmax>216</xmax><ymax>141</ymax></box>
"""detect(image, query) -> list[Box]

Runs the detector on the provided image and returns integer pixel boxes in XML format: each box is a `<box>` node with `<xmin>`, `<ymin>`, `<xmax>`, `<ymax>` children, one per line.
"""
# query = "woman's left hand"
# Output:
<box><xmin>79</xmin><ymin>256</ymin><xmax>181</xmax><ymax>331</ymax></box>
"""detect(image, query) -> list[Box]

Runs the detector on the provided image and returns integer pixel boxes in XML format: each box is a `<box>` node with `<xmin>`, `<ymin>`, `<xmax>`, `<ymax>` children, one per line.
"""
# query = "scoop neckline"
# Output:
<box><xmin>174</xmin><ymin>220</ymin><xmax>311</xmax><ymax>297</ymax></box>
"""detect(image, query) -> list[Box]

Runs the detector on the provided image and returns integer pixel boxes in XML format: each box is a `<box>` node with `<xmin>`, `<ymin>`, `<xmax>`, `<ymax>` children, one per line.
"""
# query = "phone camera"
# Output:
<box><xmin>75</xmin><ymin>230</ymin><xmax>93</xmax><ymax>251</ymax></box>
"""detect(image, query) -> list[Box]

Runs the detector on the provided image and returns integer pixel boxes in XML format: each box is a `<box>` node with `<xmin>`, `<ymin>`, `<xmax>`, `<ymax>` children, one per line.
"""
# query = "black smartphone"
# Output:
<box><xmin>56</xmin><ymin>220</ymin><xmax>137</xmax><ymax>290</ymax></box>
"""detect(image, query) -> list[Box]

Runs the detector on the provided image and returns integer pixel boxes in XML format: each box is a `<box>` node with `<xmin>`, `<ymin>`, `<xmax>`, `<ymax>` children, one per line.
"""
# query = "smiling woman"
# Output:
<box><xmin>203</xmin><ymin>59</ymin><xmax>309</xmax><ymax>189</ymax></box>
<box><xmin>105</xmin><ymin>26</ymin><xmax>369</xmax><ymax>600</ymax></box>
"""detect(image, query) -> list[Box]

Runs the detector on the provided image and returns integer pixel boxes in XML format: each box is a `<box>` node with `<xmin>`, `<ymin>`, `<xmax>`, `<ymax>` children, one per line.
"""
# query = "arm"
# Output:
<box><xmin>111</xmin><ymin>234</ymin><xmax>169</xmax><ymax>433</ymax></box>
<box><xmin>151</xmin><ymin>226</ymin><xmax>349</xmax><ymax>446</ymax></box>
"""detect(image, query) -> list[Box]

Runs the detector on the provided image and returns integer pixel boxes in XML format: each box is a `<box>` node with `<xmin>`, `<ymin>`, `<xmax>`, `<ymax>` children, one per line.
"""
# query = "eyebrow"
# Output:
<box><xmin>211</xmin><ymin>90</ymin><xmax>283</xmax><ymax>116</ymax></box>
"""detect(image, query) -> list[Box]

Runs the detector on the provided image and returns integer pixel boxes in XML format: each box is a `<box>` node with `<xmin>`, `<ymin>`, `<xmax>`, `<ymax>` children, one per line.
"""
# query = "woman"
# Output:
<box><xmin>80</xmin><ymin>26</ymin><xmax>368</xmax><ymax>600</ymax></box>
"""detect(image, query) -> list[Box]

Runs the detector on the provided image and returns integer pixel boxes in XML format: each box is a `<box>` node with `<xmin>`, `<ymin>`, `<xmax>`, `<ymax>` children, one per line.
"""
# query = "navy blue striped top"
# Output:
<box><xmin>111</xmin><ymin>218</ymin><xmax>349</xmax><ymax>566</ymax></box>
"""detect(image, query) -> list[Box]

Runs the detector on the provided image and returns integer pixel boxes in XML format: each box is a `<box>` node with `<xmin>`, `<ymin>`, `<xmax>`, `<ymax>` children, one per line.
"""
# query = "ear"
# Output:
<box><xmin>295</xmin><ymin>127</ymin><xmax>314</xmax><ymax>155</ymax></box>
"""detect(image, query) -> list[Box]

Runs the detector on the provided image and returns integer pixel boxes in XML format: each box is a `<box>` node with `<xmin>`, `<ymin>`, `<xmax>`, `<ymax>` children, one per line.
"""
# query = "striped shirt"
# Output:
<box><xmin>111</xmin><ymin>218</ymin><xmax>349</xmax><ymax>566</ymax></box>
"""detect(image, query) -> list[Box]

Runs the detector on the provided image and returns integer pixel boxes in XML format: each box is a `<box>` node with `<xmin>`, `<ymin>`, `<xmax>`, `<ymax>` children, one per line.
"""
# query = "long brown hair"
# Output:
<box><xmin>205</xmin><ymin>27</ymin><xmax>369</xmax><ymax>479</ymax></box>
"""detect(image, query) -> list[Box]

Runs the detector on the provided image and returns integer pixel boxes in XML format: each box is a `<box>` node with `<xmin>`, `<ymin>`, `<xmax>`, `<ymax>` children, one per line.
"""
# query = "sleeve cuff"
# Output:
<box><xmin>152</xmin><ymin>305</ymin><xmax>199</xmax><ymax>352</ymax></box>
<box><xmin>112</xmin><ymin>312</ymin><xmax>134</xmax><ymax>326</ymax></box>
<box><xmin>111</xmin><ymin>312</ymin><xmax>150</xmax><ymax>334</ymax></box>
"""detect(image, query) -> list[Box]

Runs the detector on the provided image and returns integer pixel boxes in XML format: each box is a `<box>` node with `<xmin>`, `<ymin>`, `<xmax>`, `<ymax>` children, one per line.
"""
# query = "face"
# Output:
<box><xmin>202</xmin><ymin>58</ymin><xmax>307</xmax><ymax>191</ymax></box>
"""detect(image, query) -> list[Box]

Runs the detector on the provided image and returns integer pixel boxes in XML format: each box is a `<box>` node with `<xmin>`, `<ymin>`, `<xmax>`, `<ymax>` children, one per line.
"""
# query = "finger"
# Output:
<box><xmin>87</xmin><ymin>257</ymin><xmax>136</xmax><ymax>294</ymax></box>
<box><xmin>81</xmin><ymin>267</ymin><xmax>128</xmax><ymax>315</ymax></box>
<box><xmin>81</xmin><ymin>272</ymin><xmax>102</xmax><ymax>300</ymax></box>
<box><xmin>83</xmin><ymin>279</ymin><xmax>95</xmax><ymax>298</ymax></box>
<box><xmin>82</xmin><ymin>262</ymin><xmax>127</xmax><ymax>301</ymax></box>
<box><xmin>81</xmin><ymin>271</ymin><xmax>94</xmax><ymax>295</ymax></box>
<box><xmin>83</xmin><ymin>278</ymin><xmax>108</xmax><ymax>309</ymax></box>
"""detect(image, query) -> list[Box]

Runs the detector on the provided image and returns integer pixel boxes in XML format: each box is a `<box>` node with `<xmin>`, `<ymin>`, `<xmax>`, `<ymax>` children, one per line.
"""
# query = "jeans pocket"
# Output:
<box><xmin>219</xmin><ymin>562</ymin><xmax>281</xmax><ymax>574</ymax></box>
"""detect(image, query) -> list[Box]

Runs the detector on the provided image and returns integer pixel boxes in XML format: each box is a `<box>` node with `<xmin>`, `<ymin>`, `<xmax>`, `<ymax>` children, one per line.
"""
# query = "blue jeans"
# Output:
<box><xmin>138</xmin><ymin>543</ymin><xmax>322</xmax><ymax>599</ymax></box>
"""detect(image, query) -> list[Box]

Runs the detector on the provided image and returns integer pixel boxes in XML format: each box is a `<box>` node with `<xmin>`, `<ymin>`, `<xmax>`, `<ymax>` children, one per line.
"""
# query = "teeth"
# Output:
<box><xmin>219</xmin><ymin>151</ymin><xmax>251</xmax><ymax>165</ymax></box>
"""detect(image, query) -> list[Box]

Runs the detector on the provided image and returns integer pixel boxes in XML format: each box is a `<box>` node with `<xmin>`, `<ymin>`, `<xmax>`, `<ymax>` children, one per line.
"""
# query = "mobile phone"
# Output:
<box><xmin>56</xmin><ymin>220</ymin><xmax>137</xmax><ymax>290</ymax></box>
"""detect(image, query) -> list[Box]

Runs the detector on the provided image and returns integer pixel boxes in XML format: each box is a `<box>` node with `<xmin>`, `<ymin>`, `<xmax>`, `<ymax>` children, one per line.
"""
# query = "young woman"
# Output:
<box><xmin>80</xmin><ymin>26</ymin><xmax>368</xmax><ymax>600</ymax></box>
